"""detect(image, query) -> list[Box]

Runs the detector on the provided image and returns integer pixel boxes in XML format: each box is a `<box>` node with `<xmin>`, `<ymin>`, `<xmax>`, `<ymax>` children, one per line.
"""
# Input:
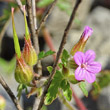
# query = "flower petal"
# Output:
<box><xmin>87</xmin><ymin>61</ymin><xmax>101</xmax><ymax>74</ymax></box>
<box><xmin>75</xmin><ymin>67</ymin><xmax>86</xmax><ymax>81</ymax></box>
<box><xmin>85</xmin><ymin>50</ymin><xmax>96</xmax><ymax>63</ymax></box>
<box><xmin>82</xmin><ymin>26</ymin><xmax>93</xmax><ymax>41</ymax></box>
<box><xmin>85</xmin><ymin>71</ymin><xmax>96</xmax><ymax>83</ymax></box>
<box><xmin>74</xmin><ymin>52</ymin><xmax>85</xmax><ymax>65</ymax></box>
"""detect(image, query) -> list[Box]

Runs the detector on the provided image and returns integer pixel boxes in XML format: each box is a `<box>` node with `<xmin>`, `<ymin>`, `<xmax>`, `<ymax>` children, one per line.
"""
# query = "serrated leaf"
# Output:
<box><xmin>58</xmin><ymin>63</ymin><xmax>63</xmax><ymax>69</ymax></box>
<box><xmin>38</xmin><ymin>51</ymin><xmax>45</xmax><ymax>60</ymax></box>
<box><xmin>38</xmin><ymin>50</ymin><xmax>55</xmax><ymax>60</ymax></box>
<box><xmin>60</xmin><ymin>79</ymin><xmax>72</xmax><ymax>101</ymax></box>
<box><xmin>47</xmin><ymin>66</ymin><xmax>53</xmax><ymax>74</ymax></box>
<box><xmin>44</xmin><ymin>70</ymin><xmax>63</xmax><ymax>105</ymax></box>
<box><xmin>45</xmin><ymin>50</ymin><xmax>55</xmax><ymax>56</ymax></box>
<box><xmin>61</xmin><ymin>49</ymin><xmax>70</xmax><ymax>66</ymax></box>
<box><xmin>79</xmin><ymin>82</ymin><xmax>88</xmax><ymax>97</ymax></box>
<box><xmin>63</xmin><ymin>88</ymin><xmax>72</xmax><ymax>101</ymax></box>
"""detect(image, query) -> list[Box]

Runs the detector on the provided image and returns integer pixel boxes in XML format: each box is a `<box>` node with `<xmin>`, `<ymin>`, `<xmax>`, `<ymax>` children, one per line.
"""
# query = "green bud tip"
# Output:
<box><xmin>11</xmin><ymin>7</ymin><xmax>21</xmax><ymax>58</ymax></box>
<box><xmin>23</xmin><ymin>5</ymin><xmax>30</xmax><ymax>40</ymax></box>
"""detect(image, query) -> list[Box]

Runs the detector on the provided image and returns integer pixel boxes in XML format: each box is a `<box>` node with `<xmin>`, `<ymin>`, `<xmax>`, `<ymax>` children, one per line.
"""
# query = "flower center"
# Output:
<box><xmin>81</xmin><ymin>63</ymin><xmax>87</xmax><ymax>69</ymax></box>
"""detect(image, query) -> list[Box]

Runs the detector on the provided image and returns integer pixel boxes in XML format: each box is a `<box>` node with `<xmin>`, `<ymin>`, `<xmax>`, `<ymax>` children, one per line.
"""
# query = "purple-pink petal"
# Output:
<box><xmin>85</xmin><ymin>50</ymin><xmax>96</xmax><ymax>64</ymax></box>
<box><xmin>74</xmin><ymin>52</ymin><xmax>85</xmax><ymax>65</ymax></box>
<box><xmin>87</xmin><ymin>61</ymin><xmax>101</xmax><ymax>74</ymax></box>
<box><xmin>85</xmin><ymin>71</ymin><xmax>96</xmax><ymax>83</ymax></box>
<box><xmin>75</xmin><ymin>67</ymin><xmax>85</xmax><ymax>81</ymax></box>
<box><xmin>82</xmin><ymin>26</ymin><xmax>93</xmax><ymax>41</ymax></box>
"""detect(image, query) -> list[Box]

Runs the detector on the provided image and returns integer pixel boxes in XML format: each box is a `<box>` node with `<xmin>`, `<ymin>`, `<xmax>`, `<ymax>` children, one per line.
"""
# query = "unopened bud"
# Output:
<box><xmin>68</xmin><ymin>75</ymin><xmax>79</xmax><ymax>84</ymax></box>
<box><xmin>23</xmin><ymin>38</ymin><xmax>37</xmax><ymax>66</ymax></box>
<box><xmin>62</xmin><ymin>65</ymin><xmax>70</xmax><ymax>76</ymax></box>
<box><xmin>22</xmin><ymin>5</ymin><xmax>37</xmax><ymax>66</ymax></box>
<box><xmin>70</xmin><ymin>26</ymin><xmax>93</xmax><ymax>56</ymax></box>
<box><xmin>0</xmin><ymin>95</ymin><xmax>6</xmax><ymax>110</ymax></box>
<box><xmin>15</xmin><ymin>56</ymin><xmax>33</xmax><ymax>85</ymax></box>
<box><xmin>68</xmin><ymin>59</ymin><xmax>78</xmax><ymax>69</ymax></box>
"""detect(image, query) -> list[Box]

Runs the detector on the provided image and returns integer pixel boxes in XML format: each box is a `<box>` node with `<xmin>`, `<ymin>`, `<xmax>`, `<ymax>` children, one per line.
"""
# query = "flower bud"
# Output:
<box><xmin>62</xmin><ymin>65</ymin><xmax>70</xmax><ymax>76</ymax></box>
<box><xmin>0</xmin><ymin>95</ymin><xmax>6</xmax><ymax>110</ymax></box>
<box><xmin>23</xmin><ymin>38</ymin><xmax>37</xmax><ymax>66</ymax></box>
<box><xmin>68</xmin><ymin>59</ymin><xmax>78</xmax><ymax>69</ymax></box>
<box><xmin>70</xmin><ymin>26</ymin><xmax>93</xmax><ymax>56</ymax></box>
<box><xmin>68</xmin><ymin>75</ymin><xmax>79</xmax><ymax>84</ymax></box>
<box><xmin>22</xmin><ymin>5</ymin><xmax>37</xmax><ymax>66</ymax></box>
<box><xmin>15</xmin><ymin>56</ymin><xmax>33</xmax><ymax>85</ymax></box>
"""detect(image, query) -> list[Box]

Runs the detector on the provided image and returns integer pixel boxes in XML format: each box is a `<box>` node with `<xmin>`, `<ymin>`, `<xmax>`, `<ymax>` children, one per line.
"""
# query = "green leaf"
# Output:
<box><xmin>44</xmin><ymin>70</ymin><xmax>63</xmax><ymax>105</ymax></box>
<box><xmin>58</xmin><ymin>63</ymin><xmax>63</xmax><ymax>69</ymax></box>
<box><xmin>98</xmin><ymin>70</ymin><xmax>110</xmax><ymax>88</ymax></box>
<box><xmin>60</xmin><ymin>79</ymin><xmax>72</xmax><ymax>101</ymax></box>
<box><xmin>37</xmin><ymin>0</ymin><xmax>54</xmax><ymax>8</ymax></box>
<box><xmin>63</xmin><ymin>88</ymin><xmax>72</xmax><ymax>101</ymax></box>
<box><xmin>61</xmin><ymin>49</ymin><xmax>70</xmax><ymax>67</ymax></box>
<box><xmin>57</xmin><ymin>2</ymin><xmax>71</xmax><ymax>15</ymax></box>
<box><xmin>38</xmin><ymin>51</ymin><xmax>45</xmax><ymax>60</ymax></box>
<box><xmin>79</xmin><ymin>82</ymin><xmax>88</xmax><ymax>97</ymax></box>
<box><xmin>68</xmin><ymin>74</ymin><xmax>78</xmax><ymax>84</ymax></box>
<box><xmin>45</xmin><ymin>50</ymin><xmax>55</xmax><ymax>56</ymax></box>
<box><xmin>91</xmin><ymin>81</ymin><xmax>100</xmax><ymax>96</ymax></box>
<box><xmin>38</xmin><ymin>50</ymin><xmax>55</xmax><ymax>60</ymax></box>
<box><xmin>47</xmin><ymin>66</ymin><xmax>53</xmax><ymax>74</ymax></box>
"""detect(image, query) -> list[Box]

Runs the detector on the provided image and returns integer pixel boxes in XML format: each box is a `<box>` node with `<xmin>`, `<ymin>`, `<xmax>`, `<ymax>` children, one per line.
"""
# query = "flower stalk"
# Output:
<box><xmin>70</xmin><ymin>26</ymin><xmax>93</xmax><ymax>56</ymax></box>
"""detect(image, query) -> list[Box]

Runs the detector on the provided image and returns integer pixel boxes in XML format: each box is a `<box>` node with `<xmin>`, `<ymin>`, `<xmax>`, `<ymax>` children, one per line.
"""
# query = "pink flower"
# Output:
<box><xmin>74</xmin><ymin>50</ymin><xmax>101</xmax><ymax>83</ymax></box>
<box><xmin>71</xmin><ymin>26</ymin><xmax>93</xmax><ymax>56</ymax></box>
<box><xmin>81</xmin><ymin>26</ymin><xmax>93</xmax><ymax>41</ymax></box>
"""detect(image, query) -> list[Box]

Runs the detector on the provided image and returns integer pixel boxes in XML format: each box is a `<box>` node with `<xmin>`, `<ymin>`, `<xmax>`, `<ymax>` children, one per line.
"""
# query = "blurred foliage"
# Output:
<box><xmin>37</xmin><ymin>0</ymin><xmax>72</xmax><ymax>15</ymax></box>
<box><xmin>91</xmin><ymin>70</ymin><xmax>110</xmax><ymax>98</ymax></box>
<box><xmin>41</xmin><ymin>105</ymin><xmax>47</xmax><ymax>110</ymax></box>
<box><xmin>98</xmin><ymin>70</ymin><xmax>110</xmax><ymax>88</ymax></box>
<box><xmin>0</xmin><ymin>57</ymin><xmax>16</xmax><ymax>74</ymax></box>
<box><xmin>0</xmin><ymin>2</ymin><xmax>18</xmax><ymax>32</ymax></box>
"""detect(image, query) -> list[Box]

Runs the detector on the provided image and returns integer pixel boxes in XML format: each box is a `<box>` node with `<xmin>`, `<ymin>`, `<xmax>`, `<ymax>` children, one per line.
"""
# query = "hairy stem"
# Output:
<box><xmin>37</xmin><ymin>0</ymin><xmax>82</xmax><ymax>110</ymax></box>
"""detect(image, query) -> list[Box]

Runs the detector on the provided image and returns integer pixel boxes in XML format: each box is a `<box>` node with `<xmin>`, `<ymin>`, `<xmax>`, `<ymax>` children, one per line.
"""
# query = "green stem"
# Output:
<box><xmin>58</xmin><ymin>90</ymin><xmax>75</xmax><ymax>110</ymax></box>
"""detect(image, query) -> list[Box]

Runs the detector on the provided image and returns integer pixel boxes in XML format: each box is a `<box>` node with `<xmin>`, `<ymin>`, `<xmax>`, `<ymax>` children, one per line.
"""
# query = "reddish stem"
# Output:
<box><xmin>71</xmin><ymin>87</ymin><xmax>87</xmax><ymax>110</ymax></box>
<box><xmin>42</xmin><ymin>26</ymin><xmax>87</xmax><ymax>110</ymax></box>
<box><xmin>42</xmin><ymin>27</ymin><xmax>56</xmax><ymax>60</ymax></box>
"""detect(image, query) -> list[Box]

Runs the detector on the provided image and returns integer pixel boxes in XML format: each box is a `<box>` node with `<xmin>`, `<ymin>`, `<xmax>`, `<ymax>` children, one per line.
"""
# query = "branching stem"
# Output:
<box><xmin>37</xmin><ymin>0</ymin><xmax>82</xmax><ymax>110</ymax></box>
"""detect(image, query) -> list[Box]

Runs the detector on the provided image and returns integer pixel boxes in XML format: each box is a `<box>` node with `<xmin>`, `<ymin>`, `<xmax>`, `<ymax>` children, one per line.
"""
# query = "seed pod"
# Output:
<box><xmin>23</xmin><ymin>37</ymin><xmax>37</xmax><ymax>66</ymax></box>
<box><xmin>15</xmin><ymin>56</ymin><xmax>33</xmax><ymax>85</ymax></box>
<box><xmin>22</xmin><ymin>5</ymin><xmax>37</xmax><ymax>66</ymax></box>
